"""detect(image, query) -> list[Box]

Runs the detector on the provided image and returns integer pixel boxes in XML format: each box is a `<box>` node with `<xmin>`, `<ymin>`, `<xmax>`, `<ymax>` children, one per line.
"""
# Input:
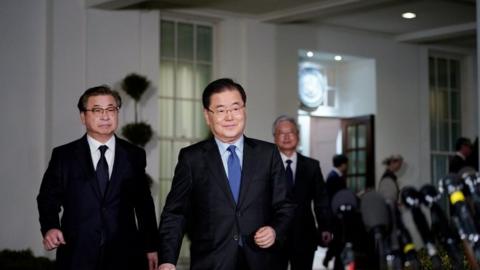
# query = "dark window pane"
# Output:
<box><xmin>161</xmin><ymin>20</ymin><xmax>175</xmax><ymax>58</ymax></box>
<box><xmin>348</xmin><ymin>126</ymin><xmax>356</xmax><ymax>148</ymax></box>
<box><xmin>196</xmin><ymin>25</ymin><xmax>212</xmax><ymax>62</ymax></box>
<box><xmin>451</xmin><ymin>91</ymin><xmax>460</xmax><ymax>120</ymax></box>
<box><xmin>178</xmin><ymin>23</ymin><xmax>193</xmax><ymax>60</ymax></box>
<box><xmin>429</xmin><ymin>57</ymin><xmax>436</xmax><ymax>87</ymax></box>
<box><xmin>437</xmin><ymin>58</ymin><xmax>447</xmax><ymax>88</ymax></box>
<box><xmin>450</xmin><ymin>59</ymin><xmax>460</xmax><ymax>90</ymax></box>
<box><xmin>439</xmin><ymin>120</ymin><xmax>449</xmax><ymax>151</ymax></box>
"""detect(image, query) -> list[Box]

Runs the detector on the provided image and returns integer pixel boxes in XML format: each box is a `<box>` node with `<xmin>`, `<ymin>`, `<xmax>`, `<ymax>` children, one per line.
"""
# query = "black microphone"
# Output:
<box><xmin>459</xmin><ymin>168</ymin><xmax>480</xmax><ymax>231</ymax></box>
<box><xmin>331</xmin><ymin>189</ymin><xmax>358</xmax><ymax>269</ymax></box>
<box><xmin>419</xmin><ymin>184</ymin><xmax>463</xmax><ymax>268</ymax></box>
<box><xmin>440</xmin><ymin>174</ymin><xmax>480</xmax><ymax>267</ymax></box>
<box><xmin>400</xmin><ymin>186</ymin><xmax>442</xmax><ymax>270</ymax></box>
<box><xmin>361</xmin><ymin>190</ymin><xmax>389</xmax><ymax>269</ymax></box>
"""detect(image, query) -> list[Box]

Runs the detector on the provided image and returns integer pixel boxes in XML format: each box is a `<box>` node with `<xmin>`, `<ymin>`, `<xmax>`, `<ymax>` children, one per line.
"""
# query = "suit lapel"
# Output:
<box><xmin>75</xmin><ymin>135</ymin><xmax>102</xmax><ymax>201</ymax></box>
<box><xmin>295</xmin><ymin>153</ymin><xmax>306</xmax><ymax>185</ymax></box>
<box><xmin>203</xmin><ymin>139</ymin><xmax>237</xmax><ymax>207</ymax></box>
<box><xmin>238</xmin><ymin>137</ymin><xmax>257</xmax><ymax>207</ymax></box>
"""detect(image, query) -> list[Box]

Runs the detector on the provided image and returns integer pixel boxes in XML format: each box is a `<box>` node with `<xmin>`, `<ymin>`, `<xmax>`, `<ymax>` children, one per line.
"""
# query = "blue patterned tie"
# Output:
<box><xmin>286</xmin><ymin>159</ymin><xmax>294</xmax><ymax>189</ymax></box>
<box><xmin>96</xmin><ymin>145</ymin><xmax>109</xmax><ymax>196</ymax></box>
<box><xmin>227</xmin><ymin>145</ymin><xmax>241</xmax><ymax>203</ymax></box>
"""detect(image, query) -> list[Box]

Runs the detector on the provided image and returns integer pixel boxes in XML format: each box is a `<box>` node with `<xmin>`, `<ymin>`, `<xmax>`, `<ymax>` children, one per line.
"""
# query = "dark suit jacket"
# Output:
<box><xmin>158</xmin><ymin>136</ymin><xmax>296</xmax><ymax>270</ymax></box>
<box><xmin>287</xmin><ymin>154</ymin><xmax>331</xmax><ymax>252</ymax></box>
<box><xmin>325</xmin><ymin>170</ymin><xmax>347</xmax><ymax>200</ymax></box>
<box><xmin>37</xmin><ymin>135</ymin><xmax>158</xmax><ymax>270</ymax></box>
<box><xmin>449</xmin><ymin>154</ymin><xmax>468</xmax><ymax>174</ymax></box>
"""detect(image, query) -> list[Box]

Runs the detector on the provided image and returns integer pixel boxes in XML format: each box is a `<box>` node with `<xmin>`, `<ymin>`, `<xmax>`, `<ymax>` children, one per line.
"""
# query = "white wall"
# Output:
<box><xmin>0</xmin><ymin>0</ymin><xmax>48</xmax><ymax>255</ymax></box>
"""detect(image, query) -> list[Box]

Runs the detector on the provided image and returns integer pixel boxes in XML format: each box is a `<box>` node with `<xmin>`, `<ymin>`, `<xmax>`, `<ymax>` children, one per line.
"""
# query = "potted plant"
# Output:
<box><xmin>120</xmin><ymin>73</ymin><xmax>153</xmax><ymax>147</ymax></box>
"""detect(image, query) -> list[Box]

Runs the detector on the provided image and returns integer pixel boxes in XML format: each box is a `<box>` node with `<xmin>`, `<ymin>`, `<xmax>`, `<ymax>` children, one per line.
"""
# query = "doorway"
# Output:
<box><xmin>308</xmin><ymin>115</ymin><xmax>375</xmax><ymax>193</ymax></box>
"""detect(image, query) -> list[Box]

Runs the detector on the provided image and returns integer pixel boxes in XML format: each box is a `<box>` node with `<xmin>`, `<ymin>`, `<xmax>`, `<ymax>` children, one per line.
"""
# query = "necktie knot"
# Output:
<box><xmin>286</xmin><ymin>159</ymin><xmax>292</xmax><ymax>166</ymax></box>
<box><xmin>99</xmin><ymin>145</ymin><xmax>108</xmax><ymax>156</ymax></box>
<box><xmin>227</xmin><ymin>145</ymin><xmax>236</xmax><ymax>153</ymax></box>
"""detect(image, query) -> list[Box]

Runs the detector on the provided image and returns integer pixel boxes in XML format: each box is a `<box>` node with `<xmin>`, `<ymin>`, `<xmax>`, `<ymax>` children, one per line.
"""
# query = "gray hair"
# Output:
<box><xmin>272</xmin><ymin>115</ymin><xmax>299</xmax><ymax>135</ymax></box>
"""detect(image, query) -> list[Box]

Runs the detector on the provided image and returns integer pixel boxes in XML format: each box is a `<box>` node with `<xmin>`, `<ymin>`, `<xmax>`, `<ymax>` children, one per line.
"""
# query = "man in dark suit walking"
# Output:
<box><xmin>324</xmin><ymin>154</ymin><xmax>349</xmax><ymax>269</ymax></box>
<box><xmin>449</xmin><ymin>137</ymin><xmax>473</xmax><ymax>173</ymax></box>
<box><xmin>37</xmin><ymin>86</ymin><xmax>158</xmax><ymax>270</ymax></box>
<box><xmin>325</xmin><ymin>154</ymin><xmax>348</xmax><ymax>200</ymax></box>
<box><xmin>157</xmin><ymin>78</ymin><xmax>296</xmax><ymax>270</ymax></box>
<box><xmin>272</xmin><ymin>115</ymin><xmax>332</xmax><ymax>270</ymax></box>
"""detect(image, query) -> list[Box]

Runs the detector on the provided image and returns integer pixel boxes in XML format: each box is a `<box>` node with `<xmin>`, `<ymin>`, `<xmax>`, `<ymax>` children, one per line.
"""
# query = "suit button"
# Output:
<box><xmin>233</xmin><ymin>234</ymin><xmax>239</xmax><ymax>241</ymax></box>
<box><xmin>236</xmin><ymin>211</ymin><xmax>241</xmax><ymax>217</ymax></box>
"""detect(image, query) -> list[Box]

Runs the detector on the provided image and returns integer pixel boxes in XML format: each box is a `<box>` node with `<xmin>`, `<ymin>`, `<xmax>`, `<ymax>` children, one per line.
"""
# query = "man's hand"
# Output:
<box><xmin>254</xmin><ymin>226</ymin><xmax>276</xmax><ymax>248</ymax></box>
<box><xmin>42</xmin><ymin>228</ymin><xmax>66</xmax><ymax>251</ymax></box>
<box><xmin>158</xmin><ymin>263</ymin><xmax>176</xmax><ymax>270</ymax></box>
<box><xmin>147</xmin><ymin>252</ymin><xmax>158</xmax><ymax>270</ymax></box>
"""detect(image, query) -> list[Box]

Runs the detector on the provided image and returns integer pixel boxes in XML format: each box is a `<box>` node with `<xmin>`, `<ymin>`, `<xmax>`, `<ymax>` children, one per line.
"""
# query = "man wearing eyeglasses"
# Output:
<box><xmin>37</xmin><ymin>86</ymin><xmax>158</xmax><ymax>270</ymax></box>
<box><xmin>272</xmin><ymin>115</ymin><xmax>332</xmax><ymax>270</ymax></box>
<box><xmin>158</xmin><ymin>78</ymin><xmax>296</xmax><ymax>270</ymax></box>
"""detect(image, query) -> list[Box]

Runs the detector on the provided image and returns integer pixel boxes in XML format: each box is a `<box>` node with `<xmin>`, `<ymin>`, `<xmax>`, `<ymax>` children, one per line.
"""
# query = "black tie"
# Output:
<box><xmin>286</xmin><ymin>159</ymin><xmax>294</xmax><ymax>189</ymax></box>
<box><xmin>96</xmin><ymin>145</ymin><xmax>109</xmax><ymax>196</ymax></box>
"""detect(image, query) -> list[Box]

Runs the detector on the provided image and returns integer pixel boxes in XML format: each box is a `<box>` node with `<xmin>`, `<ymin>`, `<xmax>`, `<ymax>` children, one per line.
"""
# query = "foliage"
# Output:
<box><xmin>416</xmin><ymin>245</ymin><xmax>469</xmax><ymax>270</ymax></box>
<box><xmin>0</xmin><ymin>249</ymin><xmax>54</xmax><ymax>270</ymax></box>
<box><xmin>121</xmin><ymin>122</ymin><xmax>153</xmax><ymax>147</ymax></box>
<box><xmin>121</xmin><ymin>73</ymin><xmax>150</xmax><ymax>102</ymax></box>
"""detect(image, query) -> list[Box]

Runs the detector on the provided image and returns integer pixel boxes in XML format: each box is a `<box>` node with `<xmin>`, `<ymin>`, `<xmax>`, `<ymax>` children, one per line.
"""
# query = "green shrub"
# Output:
<box><xmin>0</xmin><ymin>249</ymin><xmax>54</xmax><ymax>270</ymax></box>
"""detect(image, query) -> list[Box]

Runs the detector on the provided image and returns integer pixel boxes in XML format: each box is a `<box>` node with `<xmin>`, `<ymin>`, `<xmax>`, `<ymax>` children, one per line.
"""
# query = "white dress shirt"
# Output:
<box><xmin>280</xmin><ymin>151</ymin><xmax>297</xmax><ymax>182</ymax></box>
<box><xmin>87</xmin><ymin>135</ymin><xmax>115</xmax><ymax>178</ymax></box>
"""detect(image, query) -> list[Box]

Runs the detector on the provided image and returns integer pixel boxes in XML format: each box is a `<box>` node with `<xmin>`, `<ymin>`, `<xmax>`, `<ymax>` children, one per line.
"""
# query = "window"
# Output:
<box><xmin>429</xmin><ymin>53</ymin><xmax>462</xmax><ymax>183</ymax></box>
<box><xmin>158</xmin><ymin>18</ymin><xmax>213</xmax><ymax>264</ymax></box>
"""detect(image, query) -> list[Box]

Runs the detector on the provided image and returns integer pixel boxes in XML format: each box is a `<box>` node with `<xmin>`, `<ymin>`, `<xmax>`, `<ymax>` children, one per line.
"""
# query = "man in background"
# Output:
<box><xmin>37</xmin><ymin>86</ymin><xmax>158</xmax><ymax>270</ymax></box>
<box><xmin>325</xmin><ymin>154</ymin><xmax>349</xmax><ymax>200</ymax></box>
<box><xmin>272</xmin><ymin>115</ymin><xmax>332</xmax><ymax>270</ymax></box>
<box><xmin>449</xmin><ymin>137</ymin><xmax>473</xmax><ymax>173</ymax></box>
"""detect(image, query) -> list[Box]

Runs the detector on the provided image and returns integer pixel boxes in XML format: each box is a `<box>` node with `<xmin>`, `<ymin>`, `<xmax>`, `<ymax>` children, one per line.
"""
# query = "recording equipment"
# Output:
<box><xmin>459</xmin><ymin>168</ymin><xmax>480</xmax><ymax>231</ymax></box>
<box><xmin>419</xmin><ymin>184</ymin><xmax>463</xmax><ymax>268</ymax></box>
<box><xmin>332</xmin><ymin>189</ymin><xmax>358</xmax><ymax>270</ymax></box>
<box><xmin>440</xmin><ymin>174</ymin><xmax>480</xmax><ymax>268</ymax></box>
<box><xmin>361</xmin><ymin>191</ymin><xmax>389</xmax><ymax>269</ymax></box>
<box><xmin>400</xmin><ymin>186</ymin><xmax>442</xmax><ymax>270</ymax></box>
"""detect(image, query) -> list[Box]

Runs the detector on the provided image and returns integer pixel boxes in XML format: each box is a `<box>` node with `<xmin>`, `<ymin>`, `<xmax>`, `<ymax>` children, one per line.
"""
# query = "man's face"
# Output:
<box><xmin>274</xmin><ymin>121</ymin><xmax>299</xmax><ymax>154</ymax></box>
<box><xmin>80</xmin><ymin>95</ymin><xmax>119</xmax><ymax>143</ymax></box>
<box><xmin>203</xmin><ymin>89</ymin><xmax>246</xmax><ymax>143</ymax></box>
<box><xmin>462</xmin><ymin>144</ymin><xmax>473</xmax><ymax>157</ymax></box>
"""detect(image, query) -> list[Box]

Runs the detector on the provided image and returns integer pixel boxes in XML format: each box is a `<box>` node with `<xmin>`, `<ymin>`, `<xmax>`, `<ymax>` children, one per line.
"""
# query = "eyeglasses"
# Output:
<box><xmin>84</xmin><ymin>106</ymin><xmax>119</xmax><ymax>116</ymax></box>
<box><xmin>275</xmin><ymin>131</ymin><xmax>297</xmax><ymax>138</ymax></box>
<box><xmin>208</xmin><ymin>104</ymin><xmax>244</xmax><ymax>119</ymax></box>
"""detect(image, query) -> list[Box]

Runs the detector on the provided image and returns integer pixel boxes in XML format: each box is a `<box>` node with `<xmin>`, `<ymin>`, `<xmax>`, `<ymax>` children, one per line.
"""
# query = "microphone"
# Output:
<box><xmin>361</xmin><ymin>190</ymin><xmax>390</xmax><ymax>269</ymax></box>
<box><xmin>459</xmin><ymin>168</ymin><xmax>480</xmax><ymax>231</ymax></box>
<box><xmin>440</xmin><ymin>174</ymin><xmax>480</xmax><ymax>268</ymax></box>
<box><xmin>331</xmin><ymin>189</ymin><xmax>358</xmax><ymax>269</ymax></box>
<box><xmin>419</xmin><ymin>184</ymin><xmax>463</xmax><ymax>268</ymax></box>
<box><xmin>400</xmin><ymin>186</ymin><xmax>442</xmax><ymax>270</ymax></box>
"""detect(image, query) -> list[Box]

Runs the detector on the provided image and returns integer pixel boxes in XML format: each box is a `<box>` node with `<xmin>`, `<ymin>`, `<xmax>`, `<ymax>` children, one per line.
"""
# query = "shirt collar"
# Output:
<box><xmin>456</xmin><ymin>152</ymin><xmax>466</xmax><ymax>160</ymax></box>
<box><xmin>214</xmin><ymin>136</ymin><xmax>244</xmax><ymax>154</ymax></box>
<box><xmin>280</xmin><ymin>151</ymin><xmax>297</xmax><ymax>164</ymax></box>
<box><xmin>87</xmin><ymin>135</ymin><xmax>115</xmax><ymax>153</ymax></box>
